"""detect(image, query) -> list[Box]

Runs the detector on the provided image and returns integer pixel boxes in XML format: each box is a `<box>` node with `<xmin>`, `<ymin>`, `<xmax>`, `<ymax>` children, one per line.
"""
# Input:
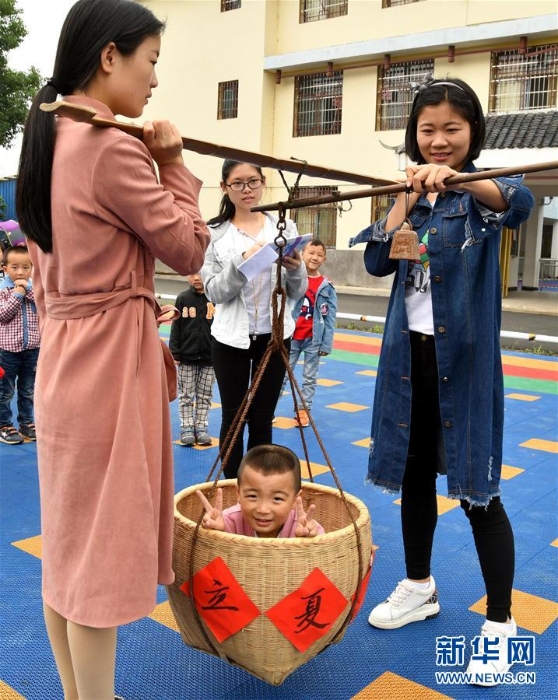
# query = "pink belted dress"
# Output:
<box><xmin>28</xmin><ymin>96</ymin><xmax>210</xmax><ymax>628</ymax></box>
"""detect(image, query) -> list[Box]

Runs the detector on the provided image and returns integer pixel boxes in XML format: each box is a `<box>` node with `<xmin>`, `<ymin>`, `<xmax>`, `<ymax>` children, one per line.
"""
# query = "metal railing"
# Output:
<box><xmin>156</xmin><ymin>294</ymin><xmax>558</xmax><ymax>346</ymax></box>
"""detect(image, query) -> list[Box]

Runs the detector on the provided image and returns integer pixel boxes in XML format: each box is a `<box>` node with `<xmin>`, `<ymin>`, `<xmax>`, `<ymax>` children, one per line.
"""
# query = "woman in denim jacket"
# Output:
<box><xmin>350</xmin><ymin>78</ymin><xmax>534</xmax><ymax>684</ymax></box>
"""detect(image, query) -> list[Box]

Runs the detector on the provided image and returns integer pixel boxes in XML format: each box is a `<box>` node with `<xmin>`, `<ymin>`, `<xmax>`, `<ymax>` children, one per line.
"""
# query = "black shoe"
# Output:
<box><xmin>19</xmin><ymin>423</ymin><xmax>36</xmax><ymax>441</ymax></box>
<box><xmin>0</xmin><ymin>426</ymin><xmax>24</xmax><ymax>444</ymax></box>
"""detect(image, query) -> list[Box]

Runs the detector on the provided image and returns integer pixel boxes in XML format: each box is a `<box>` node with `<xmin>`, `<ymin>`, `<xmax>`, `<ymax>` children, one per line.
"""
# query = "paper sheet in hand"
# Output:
<box><xmin>274</xmin><ymin>232</ymin><xmax>313</xmax><ymax>257</ymax></box>
<box><xmin>238</xmin><ymin>245</ymin><xmax>278</xmax><ymax>281</ymax></box>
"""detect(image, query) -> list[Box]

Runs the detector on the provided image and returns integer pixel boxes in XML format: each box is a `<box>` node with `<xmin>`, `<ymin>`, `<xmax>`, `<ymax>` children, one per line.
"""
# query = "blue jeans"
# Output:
<box><xmin>286</xmin><ymin>338</ymin><xmax>321</xmax><ymax>410</ymax></box>
<box><xmin>0</xmin><ymin>347</ymin><xmax>39</xmax><ymax>427</ymax></box>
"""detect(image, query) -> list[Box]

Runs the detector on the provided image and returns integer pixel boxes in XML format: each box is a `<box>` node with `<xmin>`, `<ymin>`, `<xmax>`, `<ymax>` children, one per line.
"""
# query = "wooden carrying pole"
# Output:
<box><xmin>251</xmin><ymin>161</ymin><xmax>558</xmax><ymax>212</ymax></box>
<box><xmin>39</xmin><ymin>100</ymin><xmax>394</xmax><ymax>187</ymax></box>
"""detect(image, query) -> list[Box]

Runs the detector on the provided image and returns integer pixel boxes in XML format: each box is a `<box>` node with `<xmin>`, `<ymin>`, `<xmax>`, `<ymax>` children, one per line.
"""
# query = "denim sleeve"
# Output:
<box><xmin>320</xmin><ymin>285</ymin><xmax>337</xmax><ymax>354</ymax></box>
<box><xmin>468</xmin><ymin>175</ymin><xmax>535</xmax><ymax>244</ymax></box>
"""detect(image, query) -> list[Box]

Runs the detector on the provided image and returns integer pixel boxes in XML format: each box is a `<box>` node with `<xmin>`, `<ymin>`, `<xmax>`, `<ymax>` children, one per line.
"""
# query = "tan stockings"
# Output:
<box><xmin>43</xmin><ymin>603</ymin><xmax>117</xmax><ymax>700</ymax></box>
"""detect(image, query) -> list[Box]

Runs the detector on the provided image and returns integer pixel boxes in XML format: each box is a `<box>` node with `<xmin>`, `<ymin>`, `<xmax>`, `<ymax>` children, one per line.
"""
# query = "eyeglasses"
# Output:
<box><xmin>225</xmin><ymin>178</ymin><xmax>264</xmax><ymax>192</ymax></box>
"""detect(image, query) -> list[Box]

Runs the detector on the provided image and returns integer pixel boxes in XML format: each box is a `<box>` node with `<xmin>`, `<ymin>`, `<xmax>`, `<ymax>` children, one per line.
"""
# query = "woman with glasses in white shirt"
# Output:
<box><xmin>202</xmin><ymin>160</ymin><xmax>307</xmax><ymax>478</ymax></box>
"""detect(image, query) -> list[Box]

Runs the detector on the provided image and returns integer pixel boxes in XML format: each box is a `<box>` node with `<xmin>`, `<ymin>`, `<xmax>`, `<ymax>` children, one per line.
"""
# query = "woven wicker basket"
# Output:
<box><xmin>167</xmin><ymin>479</ymin><xmax>372</xmax><ymax>685</ymax></box>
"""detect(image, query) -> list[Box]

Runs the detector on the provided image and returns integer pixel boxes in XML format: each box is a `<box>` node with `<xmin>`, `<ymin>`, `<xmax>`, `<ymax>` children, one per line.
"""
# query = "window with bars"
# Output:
<box><xmin>299</xmin><ymin>0</ymin><xmax>348</xmax><ymax>23</ymax></box>
<box><xmin>371</xmin><ymin>194</ymin><xmax>396</xmax><ymax>224</ymax></box>
<box><xmin>294</xmin><ymin>71</ymin><xmax>343</xmax><ymax>137</ymax></box>
<box><xmin>291</xmin><ymin>187</ymin><xmax>339</xmax><ymax>248</ymax></box>
<box><xmin>376</xmin><ymin>59</ymin><xmax>434</xmax><ymax>130</ymax></box>
<box><xmin>217</xmin><ymin>80</ymin><xmax>238</xmax><ymax>120</ymax></box>
<box><xmin>221</xmin><ymin>0</ymin><xmax>241</xmax><ymax>11</ymax></box>
<box><xmin>489</xmin><ymin>44</ymin><xmax>557</xmax><ymax>113</ymax></box>
<box><xmin>382</xmin><ymin>0</ymin><xmax>425</xmax><ymax>7</ymax></box>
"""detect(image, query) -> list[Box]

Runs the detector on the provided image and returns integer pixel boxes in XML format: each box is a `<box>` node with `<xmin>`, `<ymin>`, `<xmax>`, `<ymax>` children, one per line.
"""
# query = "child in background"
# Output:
<box><xmin>0</xmin><ymin>245</ymin><xmax>40</xmax><ymax>444</ymax></box>
<box><xmin>287</xmin><ymin>239</ymin><xmax>337</xmax><ymax>427</ymax></box>
<box><xmin>197</xmin><ymin>444</ymin><xmax>324</xmax><ymax>538</ymax></box>
<box><xmin>170</xmin><ymin>272</ymin><xmax>215</xmax><ymax>446</ymax></box>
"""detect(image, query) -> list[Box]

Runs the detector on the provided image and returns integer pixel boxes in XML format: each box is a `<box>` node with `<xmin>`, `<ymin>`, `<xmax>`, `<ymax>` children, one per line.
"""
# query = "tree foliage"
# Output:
<box><xmin>0</xmin><ymin>0</ymin><xmax>41</xmax><ymax>150</ymax></box>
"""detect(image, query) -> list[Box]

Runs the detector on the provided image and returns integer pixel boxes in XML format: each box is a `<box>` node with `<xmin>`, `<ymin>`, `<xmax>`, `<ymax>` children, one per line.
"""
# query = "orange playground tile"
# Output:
<box><xmin>316</xmin><ymin>378</ymin><xmax>343</xmax><ymax>386</ymax></box>
<box><xmin>12</xmin><ymin>535</ymin><xmax>42</xmax><ymax>559</ymax></box>
<box><xmin>299</xmin><ymin>460</ymin><xmax>330</xmax><ymax>478</ymax></box>
<box><xmin>469</xmin><ymin>589</ymin><xmax>558</xmax><ymax>634</ymax></box>
<box><xmin>149</xmin><ymin>601</ymin><xmax>180</xmax><ymax>632</ymax></box>
<box><xmin>353</xmin><ymin>437</ymin><xmax>371</xmax><ymax>448</ymax></box>
<box><xmin>0</xmin><ymin>681</ymin><xmax>26</xmax><ymax>700</ymax></box>
<box><xmin>272</xmin><ymin>416</ymin><xmax>298</xmax><ymax>429</ymax></box>
<box><xmin>551</xmin><ymin>539</ymin><xmax>558</xmax><ymax>547</ymax></box>
<box><xmin>519</xmin><ymin>438</ymin><xmax>558</xmax><ymax>453</ymax></box>
<box><xmin>501</xmin><ymin>464</ymin><xmax>525</xmax><ymax>479</ymax></box>
<box><xmin>356</xmin><ymin>369</ymin><xmax>377</xmax><ymax>376</ymax></box>
<box><xmin>352</xmin><ymin>671</ymin><xmax>451</xmax><ymax>699</ymax></box>
<box><xmin>505</xmin><ymin>393</ymin><xmax>541</xmax><ymax>401</ymax></box>
<box><xmin>210</xmin><ymin>402</ymin><xmax>221</xmax><ymax>409</ymax></box>
<box><xmin>334</xmin><ymin>332</ymin><xmax>382</xmax><ymax>348</ymax></box>
<box><xmin>327</xmin><ymin>401</ymin><xmax>369</xmax><ymax>413</ymax></box>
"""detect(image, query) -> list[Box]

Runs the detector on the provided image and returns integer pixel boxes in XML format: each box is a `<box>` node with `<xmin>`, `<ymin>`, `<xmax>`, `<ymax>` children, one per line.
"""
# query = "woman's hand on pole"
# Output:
<box><xmin>143</xmin><ymin>120</ymin><xmax>184</xmax><ymax>167</ymax></box>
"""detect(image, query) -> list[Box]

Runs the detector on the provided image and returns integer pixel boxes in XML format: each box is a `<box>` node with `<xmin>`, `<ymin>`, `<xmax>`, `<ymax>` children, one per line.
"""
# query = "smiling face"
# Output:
<box><xmin>221</xmin><ymin>163</ymin><xmax>265</xmax><ymax>214</ymax></box>
<box><xmin>416</xmin><ymin>101</ymin><xmax>472</xmax><ymax>172</ymax></box>
<box><xmin>106</xmin><ymin>34</ymin><xmax>161</xmax><ymax>118</ymax></box>
<box><xmin>236</xmin><ymin>465</ymin><xmax>300</xmax><ymax>538</ymax></box>
<box><xmin>302</xmin><ymin>242</ymin><xmax>326</xmax><ymax>276</ymax></box>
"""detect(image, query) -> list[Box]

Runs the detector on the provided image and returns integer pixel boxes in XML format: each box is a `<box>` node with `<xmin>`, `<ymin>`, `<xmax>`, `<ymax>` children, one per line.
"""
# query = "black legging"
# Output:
<box><xmin>212</xmin><ymin>334</ymin><xmax>290</xmax><ymax>478</ymax></box>
<box><xmin>401</xmin><ymin>332</ymin><xmax>514</xmax><ymax>623</ymax></box>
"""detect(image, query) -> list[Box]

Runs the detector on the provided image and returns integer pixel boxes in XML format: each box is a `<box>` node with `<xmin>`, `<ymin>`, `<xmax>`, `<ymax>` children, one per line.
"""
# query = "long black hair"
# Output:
<box><xmin>404</xmin><ymin>77</ymin><xmax>485</xmax><ymax>165</ymax></box>
<box><xmin>206</xmin><ymin>159</ymin><xmax>265</xmax><ymax>227</ymax></box>
<box><xmin>16</xmin><ymin>0</ymin><xmax>165</xmax><ymax>253</ymax></box>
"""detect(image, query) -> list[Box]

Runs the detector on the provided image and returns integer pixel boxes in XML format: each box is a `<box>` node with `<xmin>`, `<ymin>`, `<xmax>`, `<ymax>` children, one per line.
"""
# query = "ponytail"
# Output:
<box><xmin>16</xmin><ymin>84</ymin><xmax>59</xmax><ymax>252</ymax></box>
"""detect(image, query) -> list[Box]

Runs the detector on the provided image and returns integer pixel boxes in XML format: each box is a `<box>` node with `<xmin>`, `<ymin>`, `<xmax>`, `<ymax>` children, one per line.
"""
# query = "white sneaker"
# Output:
<box><xmin>466</xmin><ymin>618</ymin><xmax>518</xmax><ymax>685</ymax></box>
<box><xmin>368</xmin><ymin>577</ymin><xmax>440</xmax><ymax>629</ymax></box>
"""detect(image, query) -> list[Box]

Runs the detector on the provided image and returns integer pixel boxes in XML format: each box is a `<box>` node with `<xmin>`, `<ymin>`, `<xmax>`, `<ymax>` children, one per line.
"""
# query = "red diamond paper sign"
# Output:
<box><xmin>265</xmin><ymin>568</ymin><xmax>348</xmax><ymax>653</ymax></box>
<box><xmin>179</xmin><ymin>556</ymin><xmax>260</xmax><ymax>642</ymax></box>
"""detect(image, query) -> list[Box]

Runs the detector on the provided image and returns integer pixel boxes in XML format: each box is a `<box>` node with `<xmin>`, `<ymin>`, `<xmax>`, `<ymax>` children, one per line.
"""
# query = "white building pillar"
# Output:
<box><xmin>522</xmin><ymin>199</ymin><xmax>545</xmax><ymax>290</ymax></box>
<box><xmin>550</xmin><ymin>221</ymin><xmax>558</xmax><ymax>260</ymax></box>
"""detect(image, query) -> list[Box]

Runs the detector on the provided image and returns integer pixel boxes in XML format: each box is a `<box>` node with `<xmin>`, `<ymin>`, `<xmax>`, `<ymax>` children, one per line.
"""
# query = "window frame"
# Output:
<box><xmin>294</xmin><ymin>71</ymin><xmax>343</xmax><ymax>137</ymax></box>
<box><xmin>291</xmin><ymin>186</ymin><xmax>339</xmax><ymax>249</ymax></box>
<box><xmin>217</xmin><ymin>80</ymin><xmax>239</xmax><ymax>120</ymax></box>
<box><xmin>488</xmin><ymin>44</ymin><xmax>558</xmax><ymax>113</ymax></box>
<box><xmin>299</xmin><ymin>0</ymin><xmax>348</xmax><ymax>23</ymax></box>
<box><xmin>221</xmin><ymin>0</ymin><xmax>241</xmax><ymax>12</ymax></box>
<box><xmin>376</xmin><ymin>58</ymin><xmax>434</xmax><ymax>131</ymax></box>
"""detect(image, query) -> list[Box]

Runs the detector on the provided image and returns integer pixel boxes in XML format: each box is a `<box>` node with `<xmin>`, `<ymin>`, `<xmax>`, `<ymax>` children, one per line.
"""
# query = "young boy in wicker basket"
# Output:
<box><xmin>197</xmin><ymin>444</ymin><xmax>324</xmax><ymax>538</ymax></box>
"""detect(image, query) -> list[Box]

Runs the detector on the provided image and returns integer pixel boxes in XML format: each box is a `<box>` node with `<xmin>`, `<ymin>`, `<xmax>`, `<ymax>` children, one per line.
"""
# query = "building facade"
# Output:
<box><xmin>143</xmin><ymin>0</ymin><xmax>557</xmax><ymax>292</ymax></box>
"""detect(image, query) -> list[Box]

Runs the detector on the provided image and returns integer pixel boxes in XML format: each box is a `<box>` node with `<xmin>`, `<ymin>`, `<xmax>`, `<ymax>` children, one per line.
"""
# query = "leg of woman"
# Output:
<box><xmin>43</xmin><ymin>603</ymin><xmax>79</xmax><ymax>700</ymax></box>
<box><xmin>401</xmin><ymin>333</ymin><xmax>441</xmax><ymax>580</ymax></box>
<box><xmin>67</xmin><ymin>621</ymin><xmax>117</xmax><ymax>700</ymax></box>
<box><xmin>246</xmin><ymin>335</ymin><xmax>291</xmax><ymax>450</ymax></box>
<box><xmin>212</xmin><ymin>338</ymin><xmax>251</xmax><ymax>478</ymax></box>
<box><xmin>460</xmin><ymin>496</ymin><xmax>515</xmax><ymax>623</ymax></box>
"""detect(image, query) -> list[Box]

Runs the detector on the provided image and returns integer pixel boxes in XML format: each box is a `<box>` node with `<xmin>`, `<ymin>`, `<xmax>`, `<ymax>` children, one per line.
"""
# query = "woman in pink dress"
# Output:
<box><xmin>16</xmin><ymin>1</ymin><xmax>209</xmax><ymax>697</ymax></box>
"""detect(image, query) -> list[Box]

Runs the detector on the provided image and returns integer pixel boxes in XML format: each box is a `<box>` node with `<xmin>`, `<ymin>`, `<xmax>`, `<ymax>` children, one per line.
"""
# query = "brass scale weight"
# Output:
<box><xmin>388</xmin><ymin>187</ymin><xmax>420</xmax><ymax>261</ymax></box>
<box><xmin>41</xmin><ymin>100</ymin><xmax>557</xmax><ymax>261</ymax></box>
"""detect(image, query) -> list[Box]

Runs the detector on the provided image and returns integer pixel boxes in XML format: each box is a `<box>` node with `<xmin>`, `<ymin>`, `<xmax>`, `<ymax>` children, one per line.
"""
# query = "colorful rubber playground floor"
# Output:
<box><xmin>1</xmin><ymin>329</ymin><xmax>557</xmax><ymax>699</ymax></box>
